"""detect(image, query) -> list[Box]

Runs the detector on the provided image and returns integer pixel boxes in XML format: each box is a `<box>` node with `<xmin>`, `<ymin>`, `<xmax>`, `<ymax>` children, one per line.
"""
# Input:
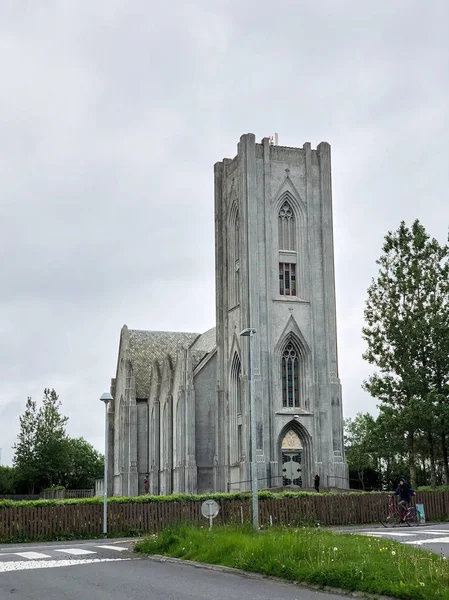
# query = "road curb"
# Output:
<box><xmin>142</xmin><ymin>553</ymin><xmax>397</xmax><ymax>600</ymax></box>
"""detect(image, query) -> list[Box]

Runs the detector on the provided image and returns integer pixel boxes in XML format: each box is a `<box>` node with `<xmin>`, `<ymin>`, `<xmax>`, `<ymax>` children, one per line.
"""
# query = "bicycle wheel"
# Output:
<box><xmin>405</xmin><ymin>507</ymin><xmax>421</xmax><ymax>526</ymax></box>
<box><xmin>380</xmin><ymin>512</ymin><xmax>400</xmax><ymax>528</ymax></box>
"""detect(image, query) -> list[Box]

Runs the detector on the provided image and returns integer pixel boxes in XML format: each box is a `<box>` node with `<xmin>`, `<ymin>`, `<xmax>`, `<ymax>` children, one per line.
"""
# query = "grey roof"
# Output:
<box><xmin>190</xmin><ymin>327</ymin><xmax>217</xmax><ymax>370</ymax></box>
<box><xmin>128</xmin><ymin>329</ymin><xmax>199</xmax><ymax>398</ymax></box>
<box><xmin>190</xmin><ymin>327</ymin><xmax>216</xmax><ymax>353</ymax></box>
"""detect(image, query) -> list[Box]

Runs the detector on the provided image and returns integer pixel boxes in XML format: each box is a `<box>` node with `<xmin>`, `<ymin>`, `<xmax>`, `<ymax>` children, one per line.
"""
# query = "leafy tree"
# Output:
<box><xmin>13</xmin><ymin>390</ymin><xmax>102</xmax><ymax>493</ymax></box>
<box><xmin>0</xmin><ymin>466</ymin><xmax>18</xmax><ymax>495</ymax></box>
<box><xmin>12</xmin><ymin>396</ymin><xmax>39</xmax><ymax>492</ymax></box>
<box><xmin>63</xmin><ymin>437</ymin><xmax>104</xmax><ymax>489</ymax></box>
<box><xmin>344</xmin><ymin>413</ymin><xmax>380</xmax><ymax>490</ymax></box>
<box><xmin>375</xmin><ymin>409</ymin><xmax>410</xmax><ymax>489</ymax></box>
<box><xmin>13</xmin><ymin>389</ymin><xmax>69</xmax><ymax>491</ymax></box>
<box><xmin>362</xmin><ymin>220</ymin><xmax>449</xmax><ymax>487</ymax></box>
<box><xmin>34</xmin><ymin>388</ymin><xmax>69</xmax><ymax>488</ymax></box>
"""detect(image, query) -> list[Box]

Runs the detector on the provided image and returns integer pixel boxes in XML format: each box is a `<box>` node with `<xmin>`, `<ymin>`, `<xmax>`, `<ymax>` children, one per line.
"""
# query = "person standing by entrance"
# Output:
<box><xmin>314</xmin><ymin>472</ymin><xmax>320</xmax><ymax>492</ymax></box>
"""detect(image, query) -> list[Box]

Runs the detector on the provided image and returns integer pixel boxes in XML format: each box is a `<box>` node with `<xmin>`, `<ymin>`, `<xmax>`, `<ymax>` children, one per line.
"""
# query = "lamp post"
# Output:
<box><xmin>100</xmin><ymin>392</ymin><xmax>113</xmax><ymax>538</ymax></box>
<box><xmin>240</xmin><ymin>327</ymin><xmax>258</xmax><ymax>530</ymax></box>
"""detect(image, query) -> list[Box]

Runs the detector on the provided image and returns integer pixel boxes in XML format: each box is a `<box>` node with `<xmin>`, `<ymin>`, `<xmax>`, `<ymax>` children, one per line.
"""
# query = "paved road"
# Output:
<box><xmin>3</xmin><ymin>524</ymin><xmax>448</xmax><ymax>599</ymax></box>
<box><xmin>0</xmin><ymin>538</ymin><xmax>347</xmax><ymax>599</ymax></box>
<box><xmin>340</xmin><ymin>522</ymin><xmax>449</xmax><ymax>556</ymax></box>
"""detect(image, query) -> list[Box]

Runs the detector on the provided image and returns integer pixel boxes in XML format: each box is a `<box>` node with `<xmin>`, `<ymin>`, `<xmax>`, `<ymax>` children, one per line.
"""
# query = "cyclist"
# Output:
<box><xmin>392</xmin><ymin>477</ymin><xmax>415</xmax><ymax>521</ymax></box>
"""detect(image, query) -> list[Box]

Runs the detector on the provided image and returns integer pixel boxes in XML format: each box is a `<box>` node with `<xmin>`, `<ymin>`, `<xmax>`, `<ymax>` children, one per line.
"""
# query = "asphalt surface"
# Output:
<box><xmin>0</xmin><ymin>538</ymin><xmax>349</xmax><ymax>599</ymax></box>
<box><xmin>337</xmin><ymin>522</ymin><xmax>449</xmax><ymax>557</ymax></box>
<box><xmin>2</xmin><ymin>524</ymin><xmax>449</xmax><ymax>599</ymax></box>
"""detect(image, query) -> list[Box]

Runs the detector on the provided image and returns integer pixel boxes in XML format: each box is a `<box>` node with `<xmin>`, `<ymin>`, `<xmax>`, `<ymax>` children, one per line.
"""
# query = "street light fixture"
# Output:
<box><xmin>240</xmin><ymin>327</ymin><xmax>258</xmax><ymax>530</ymax></box>
<box><xmin>100</xmin><ymin>392</ymin><xmax>113</xmax><ymax>538</ymax></box>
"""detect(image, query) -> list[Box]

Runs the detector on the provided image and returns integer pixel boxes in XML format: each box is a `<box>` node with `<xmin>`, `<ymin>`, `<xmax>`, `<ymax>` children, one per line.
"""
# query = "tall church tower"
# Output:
<box><xmin>214</xmin><ymin>133</ymin><xmax>348</xmax><ymax>491</ymax></box>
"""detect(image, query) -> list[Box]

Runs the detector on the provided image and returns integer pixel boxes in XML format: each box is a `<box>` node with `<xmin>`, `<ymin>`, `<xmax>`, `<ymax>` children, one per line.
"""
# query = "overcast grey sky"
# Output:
<box><xmin>1</xmin><ymin>1</ymin><xmax>448</xmax><ymax>466</ymax></box>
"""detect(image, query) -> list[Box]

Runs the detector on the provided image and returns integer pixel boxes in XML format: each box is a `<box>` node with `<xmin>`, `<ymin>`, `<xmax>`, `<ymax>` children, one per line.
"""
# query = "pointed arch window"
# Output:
<box><xmin>279</xmin><ymin>333</ymin><xmax>308</xmax><ymax>410</ymax></box>
<box><xmin>235</xmin><ymin>211</ymin><xmax>240</xmax><ymax>304</ymax></box>
<box><xmin>228</xmin><ymin>203</ymin><xmax>240</xmax><ymax>307</ymax></box>
<box><xmin>230</xmin><ymin>353</ymin><xmax>242</xmax><ymax>463</ymax></box>
<box><xmin>278</xmin><ymin>201</ymin><xmax>295</xmax><ymax>251</ymax></box>
<box><xmin>282</xmin><ymin>341</ymin><xmax>300</xmax><ymax>407</ymax></box>
<box><xmin>278</xmin><ymin>200</ymin><xmax>297</xmax><ymax>296</ymax></box>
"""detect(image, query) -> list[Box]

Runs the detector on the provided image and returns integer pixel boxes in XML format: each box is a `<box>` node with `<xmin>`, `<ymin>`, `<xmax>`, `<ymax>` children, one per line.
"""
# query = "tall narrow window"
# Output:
<box><xmin>282</xmin><ymin>341</ymin><xmax>300</xmax><ymax>408</ymax></box>
<box><xmin>230</xmin><ymin>353</ymin><xmax>242</xmax><ymax>463</ymax></box>
<box><xmin>237</xmin><ymin>424</ymin><xmax>242</xmax><ymax>461</ymax></box>
<box><xmin>279</xmin><ymin>263</ymin><xmax>296</xmax><ymax>296</ymax></box>
<box><xmin>278</xmin><ymin>200</ymin><xmax>297</xmax><ymax>296</ymax></box>
<box><xmin>236</xmin><ymin>369</ymin><xmax>242</xmax><ymax>415</ymax></box>
<box><xmin>228</xmin><ymin>203</ymin><xmax>240</xmax><ymax>306</ymax></box>
<box><xmin>278</xmin><ymin>201</ymin><xmax>295</xmax><ymax>251</ymax></box>
<box><xmin>235</xmin><ymin>212</ymin><xmax>240</xmax><ymax>304</ymax></box>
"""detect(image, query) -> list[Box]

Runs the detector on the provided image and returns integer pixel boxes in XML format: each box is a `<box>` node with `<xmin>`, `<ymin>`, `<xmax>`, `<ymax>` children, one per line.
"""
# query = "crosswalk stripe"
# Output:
<box><xmin>54</xmin><ymin>548</ymin><xmax>96</xmax><ymax>556</ymax></box>
<box><xmin>96</xmin><ymin>545</ymin><xmax>128</xmax><ymax>552</ymax></box>
<box><xmin>405</xmin><ymin>536</ymin><xmax>449</xmax><ymax>545</ymax></box>
<box><xmin>0</xmin><ymin>557</ymin><xmax>130</xmax><ymax>573</ymax></box>
<box><xmin>414</xmin><ymin>531</ymin><xmax>449</xmax><ymax>535</ymax></box>
<box><xmin>15</xmin><ymin>552</ymin><xmax>52</xmax><ymax>560</ymax></box>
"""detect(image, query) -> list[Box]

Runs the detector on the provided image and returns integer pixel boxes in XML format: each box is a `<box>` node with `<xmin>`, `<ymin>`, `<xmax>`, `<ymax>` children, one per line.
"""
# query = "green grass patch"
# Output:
<box><xmin>134</xmin><ymin>525</ymin><xmax>449</xmax><ymax>600</ymax></box>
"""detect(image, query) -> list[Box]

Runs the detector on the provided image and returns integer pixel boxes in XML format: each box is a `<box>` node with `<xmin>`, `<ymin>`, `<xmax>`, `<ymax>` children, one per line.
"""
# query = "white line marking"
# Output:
<box><xmin>14</xmin><ymin>552</ymin><xmax>52</xmax><ymax>560</ymax></box>
<box><xmin>54</xmin><ymin>548</ymin><xmax>96</xmax><ymax>556</ymax></box>
<box><xmin>0</xmin><ymin>540</ymin><xmax>136</xmax><ymax>554</ymax></box>
<box><xmin>405</xmin><ymin>537</ymin><xmax>449</xmax><ymax>546</ymax></box>
<box><xmin>96</xmin><ymin>545</ymin><xmax>128</xmax><ymax>552</ymax></box>
<box><xmin>416</xmin><ymin>531</ymin><xmax>449</xmax><ymax>535</ymax></box>
<box><xmin>361</xmin><ymin>532</ymin><xmax>416</xmax><ymax>537</ymax></box>
<box><xmin>0</xmin><ymin>557</ymin><xmax>131</xmax><ymax>573</ymax></box>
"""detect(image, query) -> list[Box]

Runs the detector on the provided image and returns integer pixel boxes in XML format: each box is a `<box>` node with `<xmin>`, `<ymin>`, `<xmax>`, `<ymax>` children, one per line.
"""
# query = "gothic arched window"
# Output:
<box><xmin>230</xmin><ymin>353</ymin><xmax>242</xmax><ymax>463</ymax></box>
<box><xmin>282</xmin><ymin>340</ymin><xmax>300</xmax><ymax>408</ymax></box>
<box><xmin>234</xmin><ymin>211</ymin><xmax>240</xmax><ymax>303</ymax></box>
<box><xmin>278</xmin><ymin>200</ymin><xmax>297</xmax><ymax>296</ymax></box>
<box><xmin>278</xmin><ymin>201</ymin><xmax>295</xmax><ymax>251</ymax></box>
<box><xmin>228</xmin><ymin>203</ymin><xmax>240</xmax><ymax>307</ymax></box>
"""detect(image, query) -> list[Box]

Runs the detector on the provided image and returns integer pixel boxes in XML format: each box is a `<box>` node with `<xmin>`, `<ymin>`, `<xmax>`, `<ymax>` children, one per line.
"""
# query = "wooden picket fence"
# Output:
<box><xmin>0</xmin><ymin>491</ymin><xmax>448</xmax><ymax>542</ymax></box>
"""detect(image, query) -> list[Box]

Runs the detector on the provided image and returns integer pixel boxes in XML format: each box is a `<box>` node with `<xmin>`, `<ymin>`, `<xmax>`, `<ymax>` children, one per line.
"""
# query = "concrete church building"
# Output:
<box><xmin>108</xmin><ymin>133</ymin><xmax>348</xmax><ymax>497</ymax></box>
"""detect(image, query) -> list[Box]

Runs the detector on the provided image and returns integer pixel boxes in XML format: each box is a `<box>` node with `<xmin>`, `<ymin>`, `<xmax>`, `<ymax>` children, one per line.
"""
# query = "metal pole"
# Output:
<box><xmin>103</xmin><ymin>400</ymin><xmax>109</xmax><ymax>538</ymax></box>
<box><xmin>249</xmin><ymin>329</ymin><xmax>258</xmax><ymax>530</ymax></box>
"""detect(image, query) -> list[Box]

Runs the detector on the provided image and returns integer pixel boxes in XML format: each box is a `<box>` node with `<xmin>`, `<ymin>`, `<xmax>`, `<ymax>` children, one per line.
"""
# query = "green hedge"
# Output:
<box><xmin>417</xmin><ymin>485</ymin><xmax>449</xmax><ymax>493</ymax></box>
<box><xmin>0</xmin><ymin>485</ymin><xmax>447</xmax><ymax>510</ymax></box>
<box><xmin>0</xmin><ymin>489</ymin><xmax>357</xmax><ymax>509</ymax></box>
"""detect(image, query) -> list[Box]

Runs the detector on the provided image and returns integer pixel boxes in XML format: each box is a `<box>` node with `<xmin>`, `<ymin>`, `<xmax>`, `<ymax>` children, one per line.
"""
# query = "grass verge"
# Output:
<box><xmin>134</xmin><ymin>524</ymin><xmax>449</xmax><ymax>600</ymax></box>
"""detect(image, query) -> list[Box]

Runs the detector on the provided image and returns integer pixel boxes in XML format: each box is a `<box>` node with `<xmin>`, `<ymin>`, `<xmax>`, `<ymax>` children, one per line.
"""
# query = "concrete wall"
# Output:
<box><xmin>136</xmin><ymin>399</ymin><xmax>149</xmax><ymax>494</ymax></box>
<box><xmin>194</xmin><ymin>353</ymin><xmax>217</xmax><ymax>493</ymax></box>
<box><xmin>109</xmin><ymin>327</ymin><xmax>136</xmax><ymax>497</ymax></box>
<box><xmin>215</xmin><ymin>134</ymin><xmax>348</xmax><ymax>491</ymax></box>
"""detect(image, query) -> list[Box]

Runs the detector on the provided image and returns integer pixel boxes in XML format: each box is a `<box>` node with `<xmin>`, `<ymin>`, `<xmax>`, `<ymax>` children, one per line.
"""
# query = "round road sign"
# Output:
<box><xmin>201</xmin><ymin>499</ymin><xmax>220</xmax><ymax>519</ymax></box>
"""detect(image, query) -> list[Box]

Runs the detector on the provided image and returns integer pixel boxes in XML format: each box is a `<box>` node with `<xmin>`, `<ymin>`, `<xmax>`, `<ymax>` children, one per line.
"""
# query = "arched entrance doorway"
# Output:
<box><xmin>281</xmin><ymin>429</ymin><xmax>303</xmax><ymax>487</ymax></box>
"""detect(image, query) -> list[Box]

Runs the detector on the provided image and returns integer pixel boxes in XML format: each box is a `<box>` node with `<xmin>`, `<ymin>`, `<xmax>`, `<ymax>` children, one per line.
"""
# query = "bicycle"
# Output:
<box><xmin>380</xmin><ymin>495</ymin><xmax>421</xmax><ymax>528</ymax></box>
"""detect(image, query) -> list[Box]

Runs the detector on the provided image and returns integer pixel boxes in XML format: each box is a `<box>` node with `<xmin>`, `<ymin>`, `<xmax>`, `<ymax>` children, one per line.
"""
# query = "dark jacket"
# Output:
<box><xmin>393</xmin><ymin>478</ymin><xmax>415</xmax><ymax>502</ymax></box>
<box><xmin>314</xmin><ymin>475</ymin><xmax>320</xmax><ymax>486</ymax></box>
